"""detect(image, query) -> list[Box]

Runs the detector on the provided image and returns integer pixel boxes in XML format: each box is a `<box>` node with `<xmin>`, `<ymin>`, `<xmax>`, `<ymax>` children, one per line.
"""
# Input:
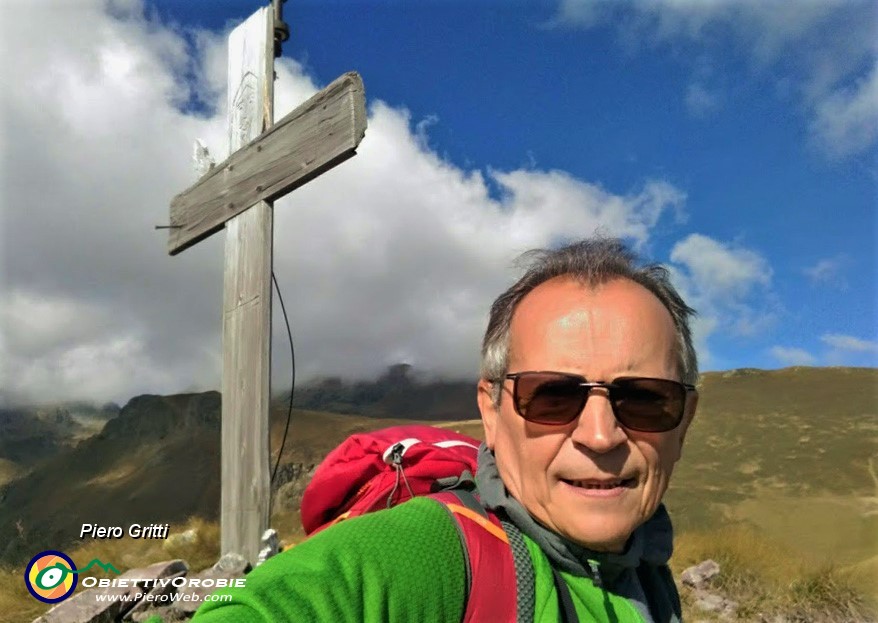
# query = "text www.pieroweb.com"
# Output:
<box><xmin>92</xmin><ymin>590</ymin><xmax>232</xmax><ymax>605</ymax></box>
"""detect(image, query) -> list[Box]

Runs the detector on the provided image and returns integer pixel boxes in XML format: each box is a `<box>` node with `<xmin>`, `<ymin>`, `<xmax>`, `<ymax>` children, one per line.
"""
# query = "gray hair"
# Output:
<box><xmin>481</xmin><ymin>238</ymin><xmax>698</xmax><ymax>405</ymax></box>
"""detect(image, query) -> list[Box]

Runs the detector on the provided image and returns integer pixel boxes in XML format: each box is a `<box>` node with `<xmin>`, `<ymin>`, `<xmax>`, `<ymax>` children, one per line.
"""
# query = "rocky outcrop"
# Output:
<box><xmin>681</xmin><ymin>559</ymin><xmax>739</xmax><ymax>621</ymax></box>
<box><xmin>679</xmin><ymin>560</ymin><xmax>877</xmax><ymax>623</ymax></box>
<box><xmin>272</xmin><ymin>462</ymin><xmax>316</xmax><ymax>510</ymax></box>
<box><xmin>99</xmin><ymin>393</ymin><xmax>220</xmax><ymax>442</ymax></box>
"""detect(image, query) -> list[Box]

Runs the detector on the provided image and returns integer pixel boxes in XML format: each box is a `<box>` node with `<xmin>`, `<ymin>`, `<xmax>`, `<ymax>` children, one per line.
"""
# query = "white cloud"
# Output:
<box><xmin>1</xmin><ymin>291</ymin><xmax>118</xmax><ymax>357</ymax></box>
<box><xmin>769</xmin><ymin>346</ymin><xmax>816</xmax><ymax>366</ymax></box>
<box><xmin>670</xmin><ymin>233</ymin><xmax>771</xmax><ymax>301</ymax></box>
<box><xmin>554</xmin><ymin>0</ymin><xmax>848</xmax><ymax>59</ymax></box>
<box><xmin>0</xmin><ymin>291</ymin><xmax>219</xmax><ymax>405</ymax></box>
<box><xmin>803</xmin><ymin>255</ymin><xmax>848</xmax><ymax>286</ymax></box>
<box><xmin>552</xmin><ymin>0</ymin><xmax>878</xmax><ymax>158</ymax></box>
<box><xmin>669</xmin><ymin>234</ymin><xmax>776</xmax><ymax>368</ymax></box>
<box><xmin>0</xmin><ymin>1</ymin><xmax>691</xmax><ymax>405</ymax></box>
<box><xmin>810</xmin><ymin>61</ymin><xmax>878</xmax><ymax>159</ymax></box>
<box><xmin>487</xmin><ymin>171</ymin><xmax>685</xmax><ymax>249</ymax></box>
<box><xmin>820</xmin><ymin>334</ymin><xmax>878</xmax><ymax>353</ymax></box>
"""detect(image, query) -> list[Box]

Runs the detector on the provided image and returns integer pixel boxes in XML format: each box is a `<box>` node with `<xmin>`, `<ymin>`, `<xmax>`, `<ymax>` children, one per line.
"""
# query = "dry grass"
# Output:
<box><xmin>0</xmin><ymin>458</ymin><xmax>23</xmax><ymax>487</ymax></box>
<box><xmin>0</xmin><ymin>565</ymin><xmax>45</xmax><ymax>623</ymax></box>
<box><xmin>673</xmin><ymin>526</ymin><xmax>876</xmax><ymax>622</ymax></box>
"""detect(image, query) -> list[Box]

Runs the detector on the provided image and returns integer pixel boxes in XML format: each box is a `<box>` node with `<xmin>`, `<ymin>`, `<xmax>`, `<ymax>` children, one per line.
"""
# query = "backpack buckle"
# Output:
<box><xmin>381</xmin><ymin>438</ymin><xmax>421</xmax><ymax>464</ymax></box>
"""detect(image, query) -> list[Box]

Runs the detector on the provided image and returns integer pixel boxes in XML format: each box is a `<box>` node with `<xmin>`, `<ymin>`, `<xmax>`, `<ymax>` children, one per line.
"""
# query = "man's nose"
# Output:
<box><xmin>569</xmin><ymin>389</ymin><xmax>628</xmax><ymax>453</ymax></box>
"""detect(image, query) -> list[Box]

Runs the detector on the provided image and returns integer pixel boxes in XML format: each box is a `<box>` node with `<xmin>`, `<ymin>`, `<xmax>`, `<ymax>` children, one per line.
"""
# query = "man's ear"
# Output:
<box><xmin>477</xmin><ymin>379</ymin><xmax>499</xmax><ymax>450</ymax></box>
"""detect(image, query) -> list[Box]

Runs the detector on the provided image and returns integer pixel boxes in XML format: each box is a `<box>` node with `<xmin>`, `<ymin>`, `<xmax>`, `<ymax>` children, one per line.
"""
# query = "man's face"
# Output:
<box><xmin>478</xmin><ymin>276</ymin><xmax>697</xmax><ymax>552</ymax></box>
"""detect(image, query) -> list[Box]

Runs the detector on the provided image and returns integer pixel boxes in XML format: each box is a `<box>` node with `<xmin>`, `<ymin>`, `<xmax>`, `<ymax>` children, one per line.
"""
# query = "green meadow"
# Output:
<box><xmin>666</xmin><ymin>368</ymin><xmax>877</xmax><ymax>565</ymax></box>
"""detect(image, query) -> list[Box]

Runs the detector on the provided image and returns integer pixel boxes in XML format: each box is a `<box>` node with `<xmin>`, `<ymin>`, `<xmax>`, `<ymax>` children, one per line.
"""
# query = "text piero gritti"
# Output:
<box><xmin>79</xmin><ymin>523</ymin><xmax>170</xmax><ymax>539</ymax></box>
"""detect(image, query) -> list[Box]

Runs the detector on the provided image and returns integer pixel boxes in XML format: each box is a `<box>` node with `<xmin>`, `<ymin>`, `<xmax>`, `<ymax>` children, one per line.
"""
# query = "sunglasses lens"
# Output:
<box><xmin>611</xmin><ymin>378</ymin><xmax>685</xmax><ymax>432</ymax></box>
<box><xmin>509</xmin><ymin>373</ymin><xmax>688</xmax><ymax>431</ymax></box>
<box><xmin>515</xmin><ymin>373</ymin><xmax>585</xmax><ymax>424</ymax></box>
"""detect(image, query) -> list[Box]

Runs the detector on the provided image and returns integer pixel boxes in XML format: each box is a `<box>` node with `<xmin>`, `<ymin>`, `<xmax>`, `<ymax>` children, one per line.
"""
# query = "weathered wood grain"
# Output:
<box><xmin>221</xmin><ymin>204</ymin><xmax>272</xmax><ymax>565</ymax></box>
<box><xmin>168</xmin><ymin>71</ymin><xmax>367</xmax><ymax>255</ymax></box>
<box><xmin>220</xmin><ymin>6</ymin><xmax>273</xmax><ymax>566</ymax></box>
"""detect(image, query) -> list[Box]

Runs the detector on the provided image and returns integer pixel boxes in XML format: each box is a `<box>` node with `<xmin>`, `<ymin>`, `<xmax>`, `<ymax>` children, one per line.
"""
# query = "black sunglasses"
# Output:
<box><xmin>501</xmin><ymin>371</ymin><xmax>696</xmax><ymax>432</ymax></box>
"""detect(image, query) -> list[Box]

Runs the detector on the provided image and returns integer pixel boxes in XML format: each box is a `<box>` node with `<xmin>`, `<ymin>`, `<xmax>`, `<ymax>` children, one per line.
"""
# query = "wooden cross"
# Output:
<box><xmin>166</xmin><ymin>4</ymin><xmax>366</xmax><ymax>563</ymax></box>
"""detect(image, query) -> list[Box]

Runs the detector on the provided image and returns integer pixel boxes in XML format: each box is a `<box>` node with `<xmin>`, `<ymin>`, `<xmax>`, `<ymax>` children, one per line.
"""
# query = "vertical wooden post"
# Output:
<box><xmin>221</xmin><ymin>6</ymin><xmax>274</xmax><ymax>564</ymax></box>
<box><xmin>168</xmin><ymin>3</ymin><xmax>365</xmax><ymax>565</ymax></box>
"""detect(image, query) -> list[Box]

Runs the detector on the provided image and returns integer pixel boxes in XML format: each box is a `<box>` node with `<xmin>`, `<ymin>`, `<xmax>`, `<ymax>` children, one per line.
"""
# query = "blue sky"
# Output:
<box><xmin>1</xmin><ymin>0</ymin><xmax>876</xmax><ymax>404</ymax></box>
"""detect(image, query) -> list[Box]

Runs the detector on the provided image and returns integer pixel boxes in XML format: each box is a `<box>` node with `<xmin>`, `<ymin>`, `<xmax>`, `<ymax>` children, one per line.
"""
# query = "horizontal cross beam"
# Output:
<box><xmin>168</xmin><ymin>71</ymin><xmax>366</xmax><ymax>255</ymax></box>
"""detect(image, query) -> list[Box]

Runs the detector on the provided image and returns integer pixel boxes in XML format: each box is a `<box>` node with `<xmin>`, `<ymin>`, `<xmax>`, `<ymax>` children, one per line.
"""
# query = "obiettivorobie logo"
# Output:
<box><xmin>24</xmin><ymin>550</ymin><xmax>120</xmax><ymax>603</ymax></box>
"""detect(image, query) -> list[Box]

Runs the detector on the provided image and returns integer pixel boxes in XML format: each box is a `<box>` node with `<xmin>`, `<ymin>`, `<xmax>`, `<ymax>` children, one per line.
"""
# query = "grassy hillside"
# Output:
<box><xmin>0</xmin><ymin>391</ymin><xmax>421</xmax><ymax>568</ymax></box>
<box><xmin>1</xmin><ymin>366</ymin><xmax>875</xmax><ymax>621</ymax></box>
<box><xmin>665</xmin><ymin>367</ymin><xmax>877</xmax><ymax>569</ymax></box>
<box><xmin>0</xmin><ymin>393</ymin><xmax>222</xmax><ymax>566</ymax></box>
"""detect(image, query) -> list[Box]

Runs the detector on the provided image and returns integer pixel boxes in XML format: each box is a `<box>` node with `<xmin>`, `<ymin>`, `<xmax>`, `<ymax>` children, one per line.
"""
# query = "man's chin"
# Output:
<box><xmin>562</xmin><ymin>525</ymin><xmax>632</xmax><ymax>553</ymax></box>
<box><xmin>553</xmin><ymin>506</ymin><xmax>638</xmax><ymax>552</ymax></box>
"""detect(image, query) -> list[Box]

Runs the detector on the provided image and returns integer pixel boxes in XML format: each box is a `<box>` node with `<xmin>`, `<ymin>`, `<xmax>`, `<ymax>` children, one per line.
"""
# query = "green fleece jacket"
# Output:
<box><xmin>191</xmin><ymin>446</ymin><xmax>681</xmax><ymax>623</ymax></box>
<box><xmin>192</xmin><ymin>497</ymin><xmax>650</xmax><ymax>622</ymax></box>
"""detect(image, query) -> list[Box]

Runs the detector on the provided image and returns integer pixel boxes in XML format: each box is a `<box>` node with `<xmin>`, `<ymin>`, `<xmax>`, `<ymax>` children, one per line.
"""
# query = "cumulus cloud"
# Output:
<box><xmin>552</xmin><ymin>0</ymin><xmax>878</xmax><ymax>158</ymax></box>
<box><xmin>769</xmin><ymin>346</ymin><xmax>816</xmax><ymax>366</ymax></box>
<box><xmin>764</xmin><ymin>334</ymin><xmax>878</xmax><ymax>369</ymax></box>
<box><xmin>817</xmin><ymin>333</ymin><xmax>878</xmax><ymax>366</ymax></box>
<box><xmin>670</xmin><ymin>234</ymin><xmax>771</xmax><ymax>301</ymax></box>
<box><xmin>0</xmin><ymin>1</ymin><xmax>694</xmax><ymax>405</ymax></box>
<box><xmin>810</xmin><ymin>62</ymin><xmax>878</xmax><ymax>159</ymax></box>
<box><xmin>669</xmin><ymin>234</ymin><xmax>775</xmax><ymax>365</ymax></box>
<box><xmin>820</xmin><ymin>333</ymin><xmax>878</xmax><ymax>353</ymax></box>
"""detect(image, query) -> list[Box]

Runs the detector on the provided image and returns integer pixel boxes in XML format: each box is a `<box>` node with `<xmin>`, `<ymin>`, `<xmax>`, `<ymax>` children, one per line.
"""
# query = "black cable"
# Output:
<box><xmin>270</xmin><ymin>270</ymin><xmax>295</xmax><ymax>485</ymax></box>
<box><xmin>268</xmin><ymin>20</ymin><xmax>293</xmax><ymax>492</ymax></box>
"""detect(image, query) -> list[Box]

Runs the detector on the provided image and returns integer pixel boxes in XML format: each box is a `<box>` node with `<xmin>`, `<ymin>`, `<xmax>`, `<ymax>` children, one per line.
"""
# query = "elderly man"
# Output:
<box><xmin>193</xmin><ymin>238</ymin><xmax>698</xmax><ymax>623</ymax></box>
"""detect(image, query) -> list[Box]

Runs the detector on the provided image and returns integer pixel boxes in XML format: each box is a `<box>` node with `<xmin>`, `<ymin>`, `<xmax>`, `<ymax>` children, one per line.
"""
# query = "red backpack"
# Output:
<box><xmin>300</xmin><ymin>425</ymin><xmax>517</xmax><ymax>622</ymax></box>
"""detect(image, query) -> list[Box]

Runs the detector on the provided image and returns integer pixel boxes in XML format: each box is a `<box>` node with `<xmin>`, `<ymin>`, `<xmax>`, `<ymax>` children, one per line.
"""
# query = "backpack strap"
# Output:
<box><xmin>550</xmin><ymin>566</ymin><xmax>581</xmax><ymax>623</ymax></box>
<box><xmin>499</xmin><ymin>518</ymin><xmax>536</xmax><ymax>623</ymax></box>
<box><xmin>429</xmin><ymin>491</ymin><xmax>517</xmax><ymax>623</ymax></box>
<box><xmin>503</xmin><ymin>516</ymin><xmax>578</xmax><ymax>623</ymax></box>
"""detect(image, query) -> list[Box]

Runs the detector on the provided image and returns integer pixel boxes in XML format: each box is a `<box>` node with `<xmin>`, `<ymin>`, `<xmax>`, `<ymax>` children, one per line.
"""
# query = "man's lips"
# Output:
<box><xmin>560</xmin><ymin>477</ymin><xmax>637</xmax><ymax>490</ymax></box>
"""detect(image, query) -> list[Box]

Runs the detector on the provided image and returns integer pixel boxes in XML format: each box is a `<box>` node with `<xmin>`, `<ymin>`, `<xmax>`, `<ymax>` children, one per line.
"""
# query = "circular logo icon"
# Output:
<box><xmin>24</xmin><ymin>550</ymin><xmax>78</xmax><ymax>603</ymax></box>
